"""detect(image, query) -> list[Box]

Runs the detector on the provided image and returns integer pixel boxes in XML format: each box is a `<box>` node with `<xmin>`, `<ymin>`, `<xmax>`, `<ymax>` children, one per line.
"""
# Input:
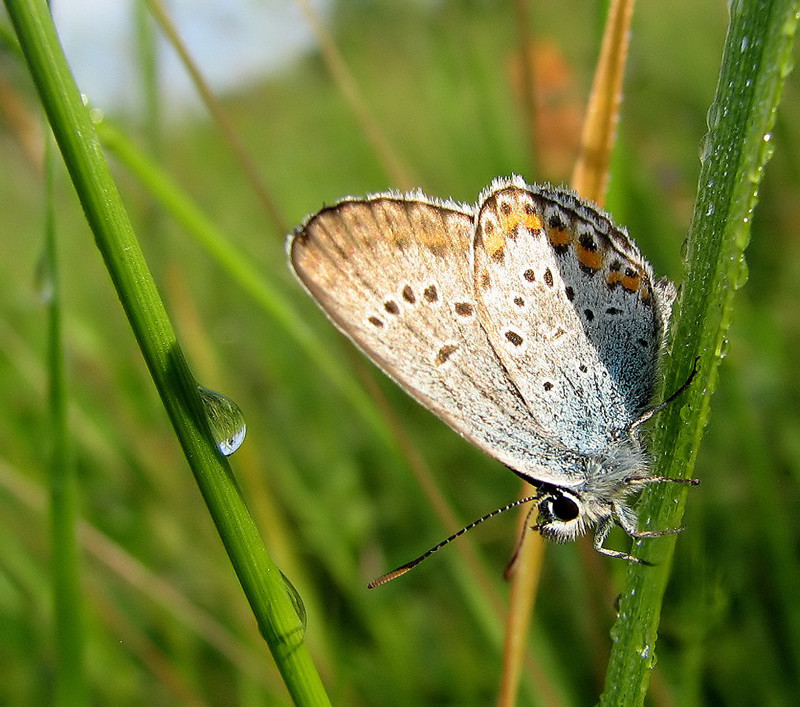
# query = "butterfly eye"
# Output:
<box><xmin>550</xmin><ymin>494</ymin><xmax>580</xmax><ymax>522</ymax></box>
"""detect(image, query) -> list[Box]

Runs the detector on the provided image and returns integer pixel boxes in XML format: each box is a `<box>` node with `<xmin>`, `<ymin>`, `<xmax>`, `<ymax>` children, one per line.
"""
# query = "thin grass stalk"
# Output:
<box><xmin>44</xmin><ymin>136</ymin><xmax>87</xmax><ymax>707</ymax></box>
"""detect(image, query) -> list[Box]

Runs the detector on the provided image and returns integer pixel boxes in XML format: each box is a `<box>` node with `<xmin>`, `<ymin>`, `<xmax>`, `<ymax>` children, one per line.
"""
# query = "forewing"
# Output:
<box><xmin>473</xmin><ymin>178</ymin><xmax>672</xmax><ymax>456</ymax></box>
<box><xmin>289</xmin><ymin>192</ymin><xmax>564</xmax><ymax>477</ymax></box>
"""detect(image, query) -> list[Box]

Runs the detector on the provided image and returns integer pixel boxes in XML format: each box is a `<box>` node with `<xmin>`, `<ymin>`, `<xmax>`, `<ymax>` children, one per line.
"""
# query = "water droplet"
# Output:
<box><xmin>740</xmin><ymin>36</ymin><xmax>749</xmax><ymax>52</ymax></box>
<box><xmin>718</xmin><ymin>338</ymin><xmax>731</xmax><ymax>360</ymax></box>
<box><xmin>735</xmin><ymin>256</ymin><xmax>750</xmax><ymax>289</ymax></box>
<box><xmin>198</xmin><ymin>386</ymin><xmax>246</xmax><ymax>456</ymax></box>
<box><xmin>280</xmin><ymin>570</ymin><xmax>307</xmax><ymax>634</ymax></box>
<box><xmin>762</xmin><ymin>138</ymin><xmax>776</xmax><ymax>163</ymax></box>
<box><xmin>35</xmin><ymin>251</ymin><xmax>54</xmax><ymax>304</ymax></box>
<box><xmin>698</xmin><ymin>133</ymin><xmax>714</xmax><ymax>163</ymax></box>
<box><xmin>680</xmin><ymin>237</ymin><xmax>690</xmax><ymax>261</ymax></box>
<box><xmin>641</xmin><ymin>644</ymin><xmax>651</xmax><ymax>659</ymax></box>
<box><xmin>705</xmin><ymin>203</ymin><xmax>715</xmax><ymax>217</ymax></box>
<box><xmin>706</xmin><ymin>102</ymin><xmax>722</xmax><ymax>131</ymax></box>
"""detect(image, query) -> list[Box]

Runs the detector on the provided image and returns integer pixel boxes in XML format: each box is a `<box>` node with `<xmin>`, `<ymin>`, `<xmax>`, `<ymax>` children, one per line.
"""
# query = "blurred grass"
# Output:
<box><xmin>1</xmin><ymin>1</ymin><xmax>799</xmax><ymax>704</ymax></box>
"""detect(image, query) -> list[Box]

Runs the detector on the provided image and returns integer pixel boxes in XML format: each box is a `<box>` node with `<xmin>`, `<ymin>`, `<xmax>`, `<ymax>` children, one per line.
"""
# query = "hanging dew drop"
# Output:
<box><xmin>698</xmin><ymin>132</ymin><xmax>714</xmax><ymax>163</ymax></box>
<box><xmin>280</xmin><ymin>570</ymin><xmax>308</xmax><ymax>635</ymax></box>
<box><xmin>198</xmin><ymin>386</ymin><xmax>246</xmax><ymax>456</ymax></box>
<box><xmin>735</xmin><ymin>255</ymin><xmax>750</xmax><ymax>289</ymax></box>
<box><xmin>34</xmin><ymin>250</ymin><xmax>55</xmax><ymax>305</ymax></box>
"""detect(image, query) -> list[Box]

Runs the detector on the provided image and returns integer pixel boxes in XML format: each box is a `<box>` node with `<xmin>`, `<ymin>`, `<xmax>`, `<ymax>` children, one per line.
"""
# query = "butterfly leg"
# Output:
<box><xmin>591</xmin><ymin>515</ymin><xmax>650</xmax><ymax>563</ymax></box>
<box><xmin>625</xmin><ymin>475</ymin><xmax>700</xmax><ymax>488</ymax></box>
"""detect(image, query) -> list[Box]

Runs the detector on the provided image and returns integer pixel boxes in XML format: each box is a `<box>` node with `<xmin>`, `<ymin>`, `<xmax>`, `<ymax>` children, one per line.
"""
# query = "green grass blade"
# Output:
<box><xmin>43</xmin><ymin>137</ymin><xmax>87</xmax><ymax>707</ymax></box>
<box><xmin>600</xmin><ymin>0</ymin><xmax>799</xmax><ymax>704</ymax></box>
<box><xmin>4</xmin><ymin>1</ymin><xmax>330</xmax><ymax>703</ymax></box>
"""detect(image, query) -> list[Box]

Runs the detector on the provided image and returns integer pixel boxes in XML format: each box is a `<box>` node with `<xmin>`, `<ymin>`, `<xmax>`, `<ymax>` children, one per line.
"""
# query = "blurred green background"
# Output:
<box><xmin>1</xmin><ymin>1</ymin><xmax>799</xmax><ymax>704</ymax></box>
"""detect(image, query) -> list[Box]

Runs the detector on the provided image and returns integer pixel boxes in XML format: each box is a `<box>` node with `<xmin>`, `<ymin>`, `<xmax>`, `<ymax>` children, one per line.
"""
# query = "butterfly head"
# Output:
<box><xmin>534</xmin><ymin>485</ymin><xmax>609</xmax><ymax>543</ymax></box>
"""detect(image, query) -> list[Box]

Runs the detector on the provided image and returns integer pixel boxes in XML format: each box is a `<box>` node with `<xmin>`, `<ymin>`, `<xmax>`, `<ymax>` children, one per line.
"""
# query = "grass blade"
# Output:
<box><xmin>600</xmin><ymin>1</ymin><xmax>799</xmax><ymax>703</ymax></box>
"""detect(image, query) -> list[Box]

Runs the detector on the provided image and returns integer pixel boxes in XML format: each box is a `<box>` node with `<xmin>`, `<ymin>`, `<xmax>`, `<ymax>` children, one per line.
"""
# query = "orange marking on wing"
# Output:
<box><xmin>621</xmin><ymin>273</ymin><xmax>641</xmax><ymax>292</ymax></box>
<box><xmin>414</xmin><ymin>221</ymin><xmax>448</xmax><ymax>248</ymax></box>
<box><xmin>548</xmin><ymin>227</ymin><xmax>572</xmax><ymax>248</ymax></box>
<box><xmin>521</xmin><ymin>213</ymin><xmax>543</xmax><ymax>231</ymax></box>
<box><xmin>483</xmin><ymin>228</ymin><xmax>506</xmax><ymax>258</ymax></box>
<box><xmin>576</xmin><ymin>243</ymin><xmax>604</xmax><ymax>270</ymax></box>
<box><xmin>499</xmin><ymin>212</ymin><xmax>543</xmax><ymax>234</ymax></box>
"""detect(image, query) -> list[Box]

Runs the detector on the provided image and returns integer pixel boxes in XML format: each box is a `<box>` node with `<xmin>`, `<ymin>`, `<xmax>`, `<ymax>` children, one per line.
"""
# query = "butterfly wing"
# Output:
<box><xmin>288</xmin><ymin>192</ymin><xmax>569</xmax><ymax>481</ymax></box>
<box><xmin>473</xmin><ymin>177</ymin><xmax>675</xmax><ymax>457</ymax></box>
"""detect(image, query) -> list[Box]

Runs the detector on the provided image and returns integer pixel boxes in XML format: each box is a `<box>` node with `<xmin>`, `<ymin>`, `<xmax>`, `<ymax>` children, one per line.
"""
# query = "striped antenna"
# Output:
<box><xmin>367</xmin><ymin>494</ymin><xmax>541</xmax><ymax>589</ymax></box>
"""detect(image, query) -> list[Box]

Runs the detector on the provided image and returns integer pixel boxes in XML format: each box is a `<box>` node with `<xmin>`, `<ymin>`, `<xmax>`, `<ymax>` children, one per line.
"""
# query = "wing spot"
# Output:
<box><xmin>544</xmin><ymin>268</ymin><xmax>554</xmax><ymax>287</ymax></box>
<box><xmin>513</xmin><ymin>296</ymin><xmax>525</xmax><ymax>307</ymax></box>
<box><xmin>565</xmin><ymin>286</ymin><xmax>575</xmax><ymax>301</ymax></box>
<box><xmin>523</xmin><ymin>268</ymin><xmax>536</xmax><ymax>282</ymax></box>
<box><xmin>578</xmin><ymin>233</ymin><xmax>597</xmax><ymax>251</ymax></box>
<box><xmin>584</xmin><ymin>308</ymin><xmax>595</xmax><ymax>322</ymax></box>
<box><xmin>543</xmin><ymin>381</ymin><xmax>554</xmax><ymax>391</ymax></box>
<box><xmin>424</xmin><ymin>285</ymin><xmax>439</xmax><ymax>302</ymax></box>
<box><xmin>384</xmin><ymin>300</ymin><xmax>400</xmax><ymax>315</ymax></box>
<box><xmin>606</xmin><ymin>306</ymin><xmax>622</xmax><ymax>315</ymax></box>
<box><xmin>637</xmin><ymin>338</ymin><xmax>649</xmax><ymax>348</ymax></box>
<box><xmin>402</xmin><ymin>285</ymin><xmax>416</xmax><ymax>303</ymax></box>
<box><xmin>455</xmin><ymin>302</ymin><xmax>474</xmax><ymax>317</ymax></box>
<box><xmin>368</xmin><ymin>316</ymin><xmax>384</xmax><ymax>328</ymax></box>
<box><xmin>436</xmin><ymin>344</ymin><xmax>458</xmax><ymax>365</ymax></box>
<box><xmin>505</xmin><ymin>331</ymin><xmax>523</xmax><ymax>346</ymax></box>
<box><xmin>579</xmin><ymin>364</ymin><xmax>588</xmax><ymax>373</ymax></box>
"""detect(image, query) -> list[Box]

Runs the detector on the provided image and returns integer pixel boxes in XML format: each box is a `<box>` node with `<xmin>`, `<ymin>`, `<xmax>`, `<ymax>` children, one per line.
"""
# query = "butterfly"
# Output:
<box><xmin>288</xmin><ymin>176</ymin><xmax>696</xmax><ymax>582</ymax></box>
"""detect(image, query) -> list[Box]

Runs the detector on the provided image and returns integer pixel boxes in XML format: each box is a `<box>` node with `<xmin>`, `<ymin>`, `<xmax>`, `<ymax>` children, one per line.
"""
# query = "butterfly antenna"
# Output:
<box><xmin>630</xmin><ymin>356</ymin><xmax>700</xmax><ymax>432</ymax></box>
<box><xmin>367</xmin><ymin>495</ymin><xmax>541</xmax><ymax>589</ymax></box>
